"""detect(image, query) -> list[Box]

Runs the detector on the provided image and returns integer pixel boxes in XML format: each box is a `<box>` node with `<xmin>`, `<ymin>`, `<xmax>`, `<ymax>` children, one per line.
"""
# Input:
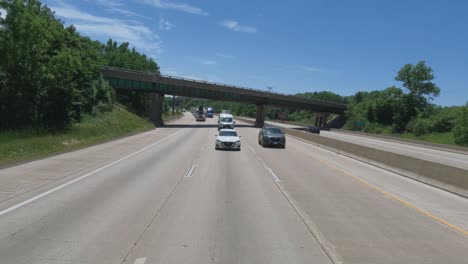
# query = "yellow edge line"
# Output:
<box><xmin>299</xmin><ymin>149</ymin><xmax>468</xmax><ymax>236</ymax></box>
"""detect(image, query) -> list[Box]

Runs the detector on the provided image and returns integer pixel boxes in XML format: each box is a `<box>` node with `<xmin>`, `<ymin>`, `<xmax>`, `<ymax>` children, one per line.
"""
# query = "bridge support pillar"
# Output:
<box><xmin>315</xmin><ymin>112</ymin><xmax>330</xmax><ymax>128</ymax></box>
<box><xmin>255</xmin><ymin>104</ymin><xmax>266</xmax><ymax>127</ymax></box>
<box><xmin>150</xmin><ymin>93</ymin><xmax>164</xmax><ymax>126</ymax></box>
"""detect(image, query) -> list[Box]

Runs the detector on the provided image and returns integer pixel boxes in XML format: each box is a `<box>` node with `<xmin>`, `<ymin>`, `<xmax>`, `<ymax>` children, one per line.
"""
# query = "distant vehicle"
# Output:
<box><xmin>206</xmin><ymin>107</ymin><xmax>214</xmax><ymax>118</ymax></box>
<box><xmin>259</xmin><ymin>126</ymin><xmax>286</xmax><ymax>148</ymax></box>
<box><xmin>305</xmin><ymin>125</ymin><xmax>320</xmax><ymax>135</ymax></box>
<box><xmin>221</xmin><ymin>109</ymin><xmax>231</xmax><ymax>114</ymax></box>
<box><xmin>196</xmin><ymin>111</ymin><xmax>206</xmax><ymax>122</ymax></box>
<box><xmin>215</xmin><ymin>129</ymin><xmax>241</xmax><ymax>151</ymax></box>
<box><xmin>218</xmin><ymin>113</ymin><xmax>235</xmax><ymax>130</ymax></box>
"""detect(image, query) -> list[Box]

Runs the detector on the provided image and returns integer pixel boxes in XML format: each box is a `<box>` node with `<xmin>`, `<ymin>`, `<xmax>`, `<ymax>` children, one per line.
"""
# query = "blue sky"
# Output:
<box><xmin>41</xmin><ymin>0</ymin><xmax>468</xmax><ymax>106</ymax></box>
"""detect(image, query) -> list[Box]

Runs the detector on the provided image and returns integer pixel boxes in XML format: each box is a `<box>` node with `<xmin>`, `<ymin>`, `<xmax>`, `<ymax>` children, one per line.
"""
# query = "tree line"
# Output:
<box><xmin>0</xmin><ymin>0</ymin><xmax>159</xmax><ymax>131</ymax></box>
<box><xmin>1</xmin><ymin>0</ymin><xmax>466</xmax><ymax>146</ymax></box>
<box><xmin>177</xmin><ymin>62</ymin><xmax>468</xmax><ymax>146</ymax></box>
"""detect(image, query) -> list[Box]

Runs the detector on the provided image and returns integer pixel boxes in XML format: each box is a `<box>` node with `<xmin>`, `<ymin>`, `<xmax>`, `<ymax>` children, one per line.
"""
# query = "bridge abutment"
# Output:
<box><xmin>255</xmin><ymin>104</ymin><xmax>266</xmax><ymax>127</ymax></box>
<box><xmin>150</xmin><ymin>93</ymin><xmax>164</xmax><ymax>126</ymax></box>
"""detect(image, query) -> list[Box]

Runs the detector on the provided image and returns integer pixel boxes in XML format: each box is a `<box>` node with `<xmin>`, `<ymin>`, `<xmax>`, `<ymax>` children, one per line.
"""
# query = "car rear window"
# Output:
<box><xmin>265</xmin><ymin>128</ymin><xmax>282</xmax><ymax>134</ymax></box>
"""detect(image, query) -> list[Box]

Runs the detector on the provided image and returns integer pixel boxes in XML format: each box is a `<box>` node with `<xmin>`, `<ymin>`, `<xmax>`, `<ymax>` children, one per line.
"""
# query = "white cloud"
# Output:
<box><xmin>50</xmin><ymin>2</ymin><xmax>161</xmax><ymax>54</ymax></box>
<box><xmin>302</xmin><ymin>66</ymin><xmax>321</xmax><ymax>72</ymax></box>
<box><xmin>159</xmin><ymin>18</ymin><xmax>175</xmax><ymax>31</ymax></box>
<box><xmin>0</xmin><ymin>8</ymin><xmax>6</xmax><ymax>19</ymax></box>
<box><xmin>220</xmin><ymin>20</ymin><xmax>257</xmax><ymax>33</ymax></box>
<box><xmin>215</xmin><ymin>52</ymin><xmax>235</xmax><ymax>59</ymax></box>
<box><xmin>141</xmin><ymin>0</ymin><xmax>208</xmax><ymax>16</ymax></box>
<box><xmin>92</xmin><ymin>0</ymin><xmax>148</xmax><ymax>18</ymax></box>
<box><xmin>201</xmin><ymin>60</ymin><xmax>217</xmax><ymax>65</ymax></box>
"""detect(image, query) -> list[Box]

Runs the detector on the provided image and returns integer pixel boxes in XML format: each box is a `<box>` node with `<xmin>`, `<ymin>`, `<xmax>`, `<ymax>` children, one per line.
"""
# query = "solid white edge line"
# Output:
<box><xmin>133</xmin><ymin>257</ymin><xmax>147</xmax><ymax>264</ymax></box>
<box><xmin>0</xmin><ymin>128</ymin><xmax>187</xmax><ymax>217</ymax></box>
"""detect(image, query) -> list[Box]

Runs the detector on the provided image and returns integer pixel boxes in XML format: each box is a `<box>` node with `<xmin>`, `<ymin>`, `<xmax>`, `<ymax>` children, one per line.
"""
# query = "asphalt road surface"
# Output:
<box><xmin>0</xmin><ymin>113</ymin><xmax>467</xmax><ymax>264</ymax></box>
<box><xmin>259</xmin><ymin>119</ymin><xmax>468</xmax><ymax>170</ymax></box>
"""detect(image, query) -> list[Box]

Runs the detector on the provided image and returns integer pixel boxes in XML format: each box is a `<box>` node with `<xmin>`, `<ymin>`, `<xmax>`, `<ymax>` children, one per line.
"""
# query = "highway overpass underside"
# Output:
<box><xmin>102</xmin><ymin>67</ymin><xmax>346</xmax><ymax>127</ymax></box>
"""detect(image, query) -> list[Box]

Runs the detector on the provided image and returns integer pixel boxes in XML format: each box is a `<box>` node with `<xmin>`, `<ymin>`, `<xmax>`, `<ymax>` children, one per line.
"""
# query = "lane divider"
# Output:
<box><xmin>184</xmin><ymin>164</ymin><xmax>197</xmax><ymax>178</ymax></box>
<box><xmin>0</xmin><ymin>125</ymin><xmax>190</xmax><ymax>217</ymax></box>
<box><xmin>295</xmin><ymin>147</ymin><xmax>468</xmax><ymax>236</ymax></box>
<box><xmin>243</xmin><ymin>141</ymin><xmax>280</xmax><ymax>183</ymax></box>
<box><xmin>242</xmin><ymin>138</ymin><xmax>344</xmax><ymax>264</ymax></box>
<box><xmin>266</xmin><ymin>168</ymin><xmax>281</xmax><ymax>182</ymax></box>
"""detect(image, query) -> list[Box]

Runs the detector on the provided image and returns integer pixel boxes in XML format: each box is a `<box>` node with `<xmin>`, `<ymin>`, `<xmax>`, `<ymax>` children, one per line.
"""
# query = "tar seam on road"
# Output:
<box><xmin>294</xmin><ymin>145</ymin><xmax>468</xmax><ymax>237</ymax></box>
<box><xmin>243</xmin><ymin>139</ymin><xmax>344</xmax><ymax>264</ymax></box>
<box><xmin>120</xmin><ymin>148</ymin><xmax>189</xmax><ymax>264</ymax></box>
<box><xmin>0</xmin><ymin>126</ymin><xmax>189</xmax><ymax>218</ymax></box>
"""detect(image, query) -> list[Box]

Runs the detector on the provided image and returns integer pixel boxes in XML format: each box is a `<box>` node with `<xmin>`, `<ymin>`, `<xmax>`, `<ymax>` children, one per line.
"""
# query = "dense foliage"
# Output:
<box><xmin>0</xmin><ymin>0</ymin><xmax>160</xmax><ymax>130</ymax></box>
<box><xmin>453</xmin><ymin>105</ymin><xmax>468</xmax><ymax>146</ymax></box>
<box><xmin>345</xmin><ymin>61</ymin><xmax>443</xmax><ymax>133</ymax></box>
<box><xmin>0</xmin><ymin>0</ymin><xmax>113</xmax><ymax>130</ymax></box>
<box><xmin>103</xmin><ymin>40</ymin><xmax>160</xmax><ymax>117</ymax></box>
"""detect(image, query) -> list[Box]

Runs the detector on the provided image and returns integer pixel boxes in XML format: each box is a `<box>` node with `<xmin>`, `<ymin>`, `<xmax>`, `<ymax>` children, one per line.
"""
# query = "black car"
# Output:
<box><xmin>305</xmin><ymin>125</ymin><xmax>320</xmax><ymax>135</ymax></box>
<box><xmin>259</xmin><ymin>127</ymin><xmax>286</xmax><ymax>148</ymax></box>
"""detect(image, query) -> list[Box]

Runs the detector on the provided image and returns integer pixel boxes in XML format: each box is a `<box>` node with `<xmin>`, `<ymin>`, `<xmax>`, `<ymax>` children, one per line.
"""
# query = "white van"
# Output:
<box><xmin>218</xmin><ymin>113</ymin><xmax>235</xmax><ymax>130</ymax></box>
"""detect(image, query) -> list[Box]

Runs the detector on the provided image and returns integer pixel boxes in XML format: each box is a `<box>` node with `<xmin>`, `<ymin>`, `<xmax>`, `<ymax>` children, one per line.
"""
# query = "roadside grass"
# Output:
<box><xmin>0</xmin><ymin>107</ymin><xmax>156</xmax><ymax>168</ymax></box>
<box><xmin>398</xmin><ymin>132</ymin><xmax>456</xmax><ymax>146</ymax></box>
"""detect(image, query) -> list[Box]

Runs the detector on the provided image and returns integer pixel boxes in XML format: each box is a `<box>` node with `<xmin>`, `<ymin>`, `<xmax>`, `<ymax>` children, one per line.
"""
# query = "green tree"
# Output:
<box><xmin>0</xmin><ymin>0</ymin><xmax>113</xmax><ymax>130</ymax></box>
<box><xmin>453</xmin><ymin>105</ymin><xmax>468</xmax><ymax>146</ymax></box>
<box><xmin>395</xmin><ymin>61</ymin><xmax>440</xmax><ymax>108</ymax></box>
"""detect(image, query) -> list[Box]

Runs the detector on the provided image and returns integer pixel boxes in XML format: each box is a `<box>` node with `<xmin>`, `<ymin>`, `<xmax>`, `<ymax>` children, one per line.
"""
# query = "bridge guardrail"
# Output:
<box><xmin>102</xmin><ymin>67</ymin><xmax>346</xmax><ymax>109</ymax></box>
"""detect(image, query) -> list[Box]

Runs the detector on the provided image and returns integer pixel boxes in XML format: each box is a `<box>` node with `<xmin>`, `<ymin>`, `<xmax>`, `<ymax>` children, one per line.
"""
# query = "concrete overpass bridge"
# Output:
<box><xmin>101</xmin><ymin>67</ymin><xmax>346</xmax><ymax>127</ymax></box>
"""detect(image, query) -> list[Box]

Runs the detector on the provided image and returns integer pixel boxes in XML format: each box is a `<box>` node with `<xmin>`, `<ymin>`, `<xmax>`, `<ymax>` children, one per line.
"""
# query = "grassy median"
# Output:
<box><xmin>0</xmin><ymin>107</ymin><xmax>157</xmax><ymax>168</ymax></box>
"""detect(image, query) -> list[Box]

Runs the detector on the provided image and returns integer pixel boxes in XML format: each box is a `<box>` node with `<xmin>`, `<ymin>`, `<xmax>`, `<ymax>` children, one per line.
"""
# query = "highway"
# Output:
<box><xmin>258</xmin><ymin>119</ymin><xmax>468</xmax><ymax>170</ymax></box>
<box><xmin>0</xmin><ymin>113</ymin><xmax>467</xmax><ymax>264</ymax></box>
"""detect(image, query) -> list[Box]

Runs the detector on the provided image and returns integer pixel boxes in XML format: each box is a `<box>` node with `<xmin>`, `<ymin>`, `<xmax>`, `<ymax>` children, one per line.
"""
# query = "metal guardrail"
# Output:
<box><xmin>102</xmin><ymin>66</ymin><xmax>347</xmax><ymax>108</ymax></box>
